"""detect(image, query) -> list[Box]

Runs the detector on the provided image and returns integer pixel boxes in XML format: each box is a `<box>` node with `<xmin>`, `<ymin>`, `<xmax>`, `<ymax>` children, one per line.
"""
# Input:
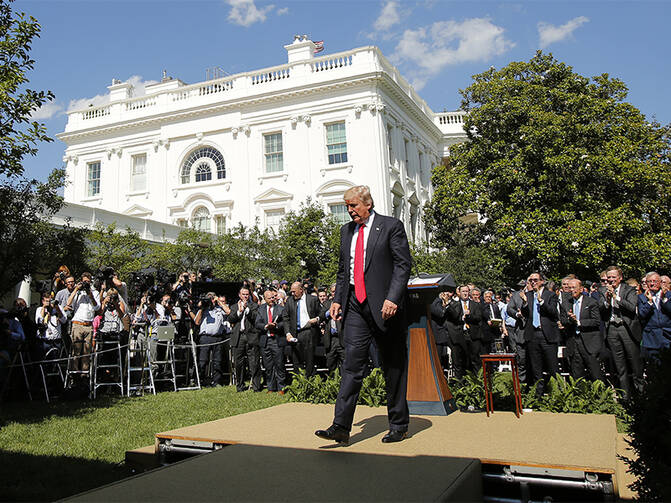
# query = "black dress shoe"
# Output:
<box><xmin>315</xmin><ymin>424</ymin><xmax>350</xmax><ymax>444</ymax></box>
<box><xmin>381</xmin><ymin>430</ymin><xmax>407</xmax><ymax>443</ymax></box>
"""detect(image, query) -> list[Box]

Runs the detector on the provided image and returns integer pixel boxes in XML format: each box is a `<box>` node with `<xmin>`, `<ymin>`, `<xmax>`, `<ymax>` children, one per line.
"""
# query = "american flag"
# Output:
<box><xmin>314</xmin><ymin>41</ymin><xmax>324</xmax><ymax>54</ymax></box>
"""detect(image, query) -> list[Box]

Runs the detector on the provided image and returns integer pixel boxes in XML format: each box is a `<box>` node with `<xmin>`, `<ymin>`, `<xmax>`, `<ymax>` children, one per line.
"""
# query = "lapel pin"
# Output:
<box><xmin>376</xmin><ymin>227</ymin><xmax>380</xmax><ymax>231</ymax></box>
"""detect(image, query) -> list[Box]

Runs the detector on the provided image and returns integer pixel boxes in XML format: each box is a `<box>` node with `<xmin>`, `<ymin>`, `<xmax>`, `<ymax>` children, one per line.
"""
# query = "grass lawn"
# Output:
<box><xmin>0</xmin><ymin>388</ymin><xmax>286</xmax><ymax>501</ymax></box>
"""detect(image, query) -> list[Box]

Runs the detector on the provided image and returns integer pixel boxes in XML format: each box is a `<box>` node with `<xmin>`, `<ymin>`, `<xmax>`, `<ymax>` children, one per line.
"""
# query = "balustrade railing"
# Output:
<box><xmin>82</xmin><ymin>106</ymin><xmax>111</xmax><ymax>120</ymax></box>
<box><xmin>126</xmin><ymin>96</ymin><xmax>157</xmax><ymax>111</ymax></box>
<box><xmin>311</xmin><ymin>54</ymin><xmax>353</xmax><ymax>72</ymax></box>
<box><xmin>436</xmin><ymin>112</ymin><xmax>466</xmax><ymax>125</ymax></box>
<box><xmin>251</xmin><ymin>67</ymin><xmax>290</xmax><ymax>85</ymax></box>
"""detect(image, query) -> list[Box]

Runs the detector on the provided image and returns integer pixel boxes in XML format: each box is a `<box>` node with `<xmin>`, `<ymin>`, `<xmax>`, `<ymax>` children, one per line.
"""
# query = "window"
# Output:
<box><xmin>264</xmin><ymin>133</ymin><xmax>283</xmax><ymax>173</ymax></box>
<box><xmin>87</xmin><ymin>161</ymin><xmax>101</xmax><ymax>197</ymax></box>
<box><xmin>326</xmin><ymin>122</ymin><xmax>347</xmax><ymax>165</ymax></box>
<box><xmin>215</xmin><ymin>215</ymin><xmax>226</xmax><ymax>235</ymax></box>
<box><xmin>131</xmin><ymin>154</ymin><xmax>147</xmax><ymax>192</ymax></box>
<box><xmin>192</xmin><ymin>207</ymin><xmax>211</xmax><ymax>232</ymax></box>
<box><xmin>329</xmin><ymin>203</ymin><xmax>350</xmax><ymax>225</ymax></box>
<box><xmin>181</xmin><ymin>147</ymin><xmax>225</xmax><ymax>184</ymax></box>
<box><xmin>265</xmin><ymin>208</ymin><xmax>285</xmax><ymax>234</ymax></box>
<box><xmin>195</xmin><ymin>163</ymin><xmax>212</xmax><ymax>182</ymax></box>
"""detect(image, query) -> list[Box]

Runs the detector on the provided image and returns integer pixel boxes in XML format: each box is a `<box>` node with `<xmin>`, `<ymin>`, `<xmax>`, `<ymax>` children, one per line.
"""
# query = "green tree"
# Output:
<box><xmin>0</xmin><ymin>1</ymin><xmax>72</xmax><ymax>295</ymax></box>
<box><xmin>426</xmin><ymin>52</ymin><xmax>671</xmax><ymax>282</ymax></box>
<box><xmin>86</xmin><ymin>223</ymin><xmax>151</xmax><ymax>280</ymax></box>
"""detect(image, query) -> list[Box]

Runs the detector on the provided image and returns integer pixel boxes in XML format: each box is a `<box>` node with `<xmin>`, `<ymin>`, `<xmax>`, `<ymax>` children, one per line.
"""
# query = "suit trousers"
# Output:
<box><xmin>507</xmin><ymin>328</ymin><xmax>528</xmax><ymax>383</ymax></box>
<box><xmin>325</xmin><ymin>335</ymin><xmax>345</xmax><ymax>373</ymax></box>
<box><xmin>261</xmin><ymin>336</ymin><xmax>286</xmax><ymax>391</ymax></box>
<box><xmin>198</xmin><ymin>334</ymin><xmax>225</xmax><ymax>385</ymax></box>
<box><xmin>233</xmin><ymin>334</ymin><xmax>262</xmax><ymax>391</ymax></box>
<box><xmin>467</xmin><ymin>337</ymin><xmax>484</xmax><ymax>374</ymax></box>
<box><xmin>290</xmin><ymin>328</ymin><xmax>316</xmax><ymax>377</ymax></box>
<box><xmin>606</xmin><ymin>324</ymin><xmax>643</xmax><ymax>398</ymax></box>
<box><xmin>569</xmin><ymin>334</ymin><xmax>604</xmax><ymax>382</ymax></box>
<box><xmin>334</xmin><ymin>293</ymin><xmax>409</xmax><ymax>432</ymax></box>
<box><xmin>528</xmin><ymin>329</ymin><xmax>558</xmax><ymax>397</ymax></box>
<box><xmin>448</xmin><ymin>340</ymin><xmax>468</xmax><ymax>379</ymax></box>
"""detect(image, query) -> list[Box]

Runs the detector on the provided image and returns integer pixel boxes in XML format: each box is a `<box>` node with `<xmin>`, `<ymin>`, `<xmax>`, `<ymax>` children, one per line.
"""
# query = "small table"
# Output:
<box><xmin>480</xmin><ymin>353</ymin><xmax>523</xmax><ymax>418</ymax></box>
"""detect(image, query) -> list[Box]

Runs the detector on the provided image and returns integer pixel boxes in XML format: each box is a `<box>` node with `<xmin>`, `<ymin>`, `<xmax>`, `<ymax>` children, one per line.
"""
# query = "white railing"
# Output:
<box><xmin>126</xmin><ymin>95</ymin><xmax>157</xmax><ymax>111</ymax></box>
<box><xmin>436</xmin><ymin>112</ymin><xmax>466</xmax><ymax>125</ymax></box>
<box><xmin>251</xmin><ymin>67</ymin><xmax>290</xmax><ymax>85</ymax></box>
<box><xmin>82</xmin><ymin>106</ymin><xmax>111</xmax><ymax>120</ymax></box>
<box><xmin>311</xmin><ymin>54</ymin><xmax>353</xmax><ymax>73</ymax></box>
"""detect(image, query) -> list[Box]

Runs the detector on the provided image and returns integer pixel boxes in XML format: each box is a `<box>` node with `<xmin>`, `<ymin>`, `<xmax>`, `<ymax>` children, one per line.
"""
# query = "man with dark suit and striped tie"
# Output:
<box><xmin>315</xmin><ymin>185</ymin><xmax>412</xmax><ymax>445</ymax></box>
<box><xmin>255</xmin><ymin>289</ymin><xmax>286</xmax><ymax>393</ymax></box>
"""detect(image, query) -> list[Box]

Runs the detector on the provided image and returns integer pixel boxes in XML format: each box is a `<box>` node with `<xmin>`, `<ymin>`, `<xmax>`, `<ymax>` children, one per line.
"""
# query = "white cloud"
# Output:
<box><xmin>226</xmin><ymin>0</ymin><xmax>275</xmax><ymax>27</ymax></box>
<box><xmin>393</xmin><ymin>18</ymin><xmax>515</xmax><ymax>89</ymax></box>
<box><xmin>374</xmin><ymin>1</ymin><xmax>401</xmax><ymax>32</ymax></box>
<box><xmin>277</xmin><ymin>6</ymin><xmax>288</xmax><ymax>15</ymax></box>
<box><xmin>538</xmin><ymin>16</ymin><xmax>589</xmax><ymax>49</ymax></box>
<box><xmin>30</xmin><ymin>101</ymin><xmax>63</xmax><ymax>120</ymax></box>
<box><xmin>67</xmin><ymin>75</ymin><xmax>158</xmax><ymax>112</ymax></box>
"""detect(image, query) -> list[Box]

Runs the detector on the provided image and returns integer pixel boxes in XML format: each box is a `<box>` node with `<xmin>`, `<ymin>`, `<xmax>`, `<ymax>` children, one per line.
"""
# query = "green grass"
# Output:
<box><xmin>0</xmin><ymin>387</ymin><xmax>286</xmax><ymax>501</ymax></box>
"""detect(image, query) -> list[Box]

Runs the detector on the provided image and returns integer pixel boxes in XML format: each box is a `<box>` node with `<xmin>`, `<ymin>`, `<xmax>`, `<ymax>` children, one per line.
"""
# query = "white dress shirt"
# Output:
<box><xmin>349</xmin><ymin>210</ymin><xmax>376</xmax><ymax>284</ymax></box>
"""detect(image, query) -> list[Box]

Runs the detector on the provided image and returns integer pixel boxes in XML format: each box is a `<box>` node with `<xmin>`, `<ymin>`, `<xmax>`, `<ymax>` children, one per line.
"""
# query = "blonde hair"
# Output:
<box><xmin>343</xmin><ymin>185</ymin><xmax>374</xmax><ymax>208</ymax></box>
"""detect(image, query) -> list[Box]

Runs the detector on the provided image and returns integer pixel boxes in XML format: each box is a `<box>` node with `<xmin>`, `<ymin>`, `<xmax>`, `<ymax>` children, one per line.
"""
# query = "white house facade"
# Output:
<box><xmin>58</xmin><ymin>37</ymin><xmax>467</xmax><ymax>242</ymax></box>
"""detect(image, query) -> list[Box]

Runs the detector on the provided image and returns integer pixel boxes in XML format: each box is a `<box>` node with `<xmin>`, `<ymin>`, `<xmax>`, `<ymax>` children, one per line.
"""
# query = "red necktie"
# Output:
<box><xmin>354</xmin><ymin>224</ymin><xmax>366</xmax><ymax>303</ymax></box>
<box><xmin>268</xmin><ymin>306</ymin><xmax>273</xmax><ymax>334</ymax></box>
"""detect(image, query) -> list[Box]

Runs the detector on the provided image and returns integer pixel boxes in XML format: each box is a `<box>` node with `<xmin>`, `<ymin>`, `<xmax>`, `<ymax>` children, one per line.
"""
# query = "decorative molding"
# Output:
<box><xmin>290</xmin><ymin>116</ymin><xmax>299</xmax><ymax>126</ymax></box>
<box><xmin>196</xmin><ymin>132</ymin><xmax>204</xmax><ymax>142</ymax></box>
<box><xmin>301</xmin><ymin>114</ymin><xmax>311</xmax><ymax>126</ymax></box>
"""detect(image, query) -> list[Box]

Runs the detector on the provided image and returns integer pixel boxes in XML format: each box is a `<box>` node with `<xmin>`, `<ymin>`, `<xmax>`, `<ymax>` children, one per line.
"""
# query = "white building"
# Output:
<box><xmin>58</xmin><ymin>37</ymin><xmax>466</xmax><ymax>241</ymax></box>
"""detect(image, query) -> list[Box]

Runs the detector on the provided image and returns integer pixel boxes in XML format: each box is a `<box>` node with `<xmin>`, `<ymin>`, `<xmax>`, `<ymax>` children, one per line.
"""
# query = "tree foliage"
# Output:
<box><xmin>426</xmin><ymin>52</ymin><xmax>671</xmax><ymax>282</ymax></box>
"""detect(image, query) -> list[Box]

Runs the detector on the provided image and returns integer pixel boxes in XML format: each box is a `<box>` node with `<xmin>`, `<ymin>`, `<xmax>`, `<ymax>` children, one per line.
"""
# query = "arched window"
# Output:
<box><xmin>181</xmin><ymin>146</ymin><xmax>225</xmax><ymax>184</ymax></box>
<box><xmin>192</xmin><ymin>207</ymin><xmax>211</xmax><ymax>232</ymax></box>
<box><xmin>195</xmin><ymin>163</ymin><xmax>212</xmax><ymax>182</ymax></box>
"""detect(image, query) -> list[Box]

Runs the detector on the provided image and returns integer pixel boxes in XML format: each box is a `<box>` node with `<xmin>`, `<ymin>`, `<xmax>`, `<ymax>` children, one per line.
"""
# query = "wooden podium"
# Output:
<box><xmin>406</xmin><ymin>274</ymin><xmax>457</xmax><ymax>415</ymax></box>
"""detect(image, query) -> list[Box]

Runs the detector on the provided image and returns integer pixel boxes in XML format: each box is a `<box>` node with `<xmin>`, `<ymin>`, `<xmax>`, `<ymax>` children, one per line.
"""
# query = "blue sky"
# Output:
<box><xmin>20</xmin><ymin>0</ymin><xmax>671</xmax><ymax>182</ymax></box>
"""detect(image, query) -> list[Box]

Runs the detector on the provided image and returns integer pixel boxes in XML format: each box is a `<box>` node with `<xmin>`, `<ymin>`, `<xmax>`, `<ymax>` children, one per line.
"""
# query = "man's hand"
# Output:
<box><xmin>568</xmin><ymin>311</ymin><xmax>577</xmax><ymax>321</ymax></box>
<box><xmin>381</xmin><ymin>299</ymin><xmax>398</xmax><ymax>320</ymax></box>
<box><xmin>308</xmin><ymin>317</ymin><xmax>319</xmax><ymax>326</ymax></box>
<box><xmin>645</xmin><ymin>288</ymin><xmax>654</xmax><ymax>303</ymax></box>
<box><xmin>266</xmin><ymin>321</ymin><xmax>276</xmax><ymax>330</ymax></box>
<box><xmin>329</xmin><ymin>302</ymin><xmax>342</xmax><ymax>321</ymax></box>
<box><xmin>519</xmin><ymin>290</ymin><xmax>527</xmax><ymax>303</ymax></box>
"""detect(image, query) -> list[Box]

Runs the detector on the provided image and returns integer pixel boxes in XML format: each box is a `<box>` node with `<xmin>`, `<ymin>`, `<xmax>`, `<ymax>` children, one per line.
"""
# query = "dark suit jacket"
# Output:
<box><xmin>321</xmin><ymin>299</ymin><xmax>344</xmax><ymax>350</ymax></box>
<box><xmin>638</xmin><ymin>291</ymin><xmax>671</xmax><ymax>350</ymax></box>
<box><xmin>560</xmin><ymin>294</ymin><xmax>603</xmax><ymax>354</ymax></box>
<box><xmin>283</xmin><ymin>294</ymin><xmax>325</xmax><ymax>342</ymax></box>
<box><xmin>228</xmin><ymin>301</ymin><xmax>258</xmax><ymax>347</ymax></box>
<box><xmin>481</xmin><ymin>301</ymin><xmax>502</xmax><ymax>344</ymax></box>
<box><xmin>430</xmin><ymin>296</ymin><xmax>450</xmax><ymax>345</ymax></box>
<box><xmin>447</xmin><ymin>298</ymin><xmax>483</xmax><ymax>343</ymax></box>
<box><xmin>600</xmin><ymin>283</ymin><xmax>641</xmax><ymax>342</ymax></box>
<box><xmin>521</xmin><ymin>288</ymin><xmax>560</xmax><ymax>343</ymax></box>
<box><xmin>333</xmin><ymin>212</ymin><xmax>412</xmax><ymax>332</ymax></box>
<box><xmin>255</xmin><ymin>303</ymin><xmax>285</xmax><ymax>348</ymax></box>
<box><xmin>506</xmin><ymin>290</ymin><xmax>528</xmax><ymax>344</ymax></box>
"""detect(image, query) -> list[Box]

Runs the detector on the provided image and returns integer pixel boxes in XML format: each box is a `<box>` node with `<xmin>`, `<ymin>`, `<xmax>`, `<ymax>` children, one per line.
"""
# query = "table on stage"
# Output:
<box><xmin>480</xmin><ymin>353</ymin><xmax>523</xmax><ymax>418</ymax></box>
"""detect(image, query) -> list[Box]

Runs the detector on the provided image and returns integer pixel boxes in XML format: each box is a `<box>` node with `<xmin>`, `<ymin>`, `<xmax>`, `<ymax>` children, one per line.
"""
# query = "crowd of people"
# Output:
<box><xmin>1</xmin><ymin>263</ymin><xmax>668</xmax><ymax>402</ymax></box>
<box><xmin>431</xmin><ymin>267</ymin><xmax>670</xmax><ymax>400</ymax></box>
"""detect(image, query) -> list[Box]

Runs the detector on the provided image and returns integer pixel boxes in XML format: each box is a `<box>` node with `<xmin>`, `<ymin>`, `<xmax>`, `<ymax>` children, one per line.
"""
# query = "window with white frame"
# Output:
<box><xmin>180</xmin><ymin>146</ymin><xmax>225</xmax><ymax>184</ymax></box>
<box><xmin>192</xmin><ymin>207</ymin><xmax>211</xmax><ymax>232</ymax></box>
<box><xmin>215</xmin><ymin>215</ymin><xmax>226</xmax><ymax>235</ymax></box>
<box><xmin>87</xmin><ymin>161</ymin><xmax>101</xmax><ymax>197</ymax></box>
<box><xmin>131</xmin><ymin>154</ymin><xmax>147</xmax><ymax>192</ymax></box>
<box><xmin>264</xmin><ymin>132</ymin><xmax>283</xmax><ymax>173</ymax></box>
<box><xmin>329</xmin><ymin>203</ymin><xmax>349</xmax><ymax>225</ymax></box>
<box><xmin>326</xmin><ymin>122</ymin><xmax>347</xmax><ymax>165</ymax></box>
<box><xmin>265</xmin><ymin>208</ymin><xmax>285</xmax><ymax>234</ymax></box>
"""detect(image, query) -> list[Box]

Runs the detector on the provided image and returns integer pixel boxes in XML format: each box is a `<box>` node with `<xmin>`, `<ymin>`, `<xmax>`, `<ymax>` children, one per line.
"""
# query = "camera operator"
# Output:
<box><xmin>55</xmin><ymin>275</ymin><xmax>77</xmax><ymax>351</ymax></box>
<box><xmin>11</xmin><ymin>298</ymin><xmax>37</xmax><ymax>358</ymax></box>
<box><xmin>65</xmin><ymin>272</ymin><xmax>101</xmax><ymax>375</ymax></box>
<box><xmin>51</xmin><ymin>266</ymin><xmax>71</xmax><ymax>296</ymax></box>
<box><xmin>97</xmin><ymin>268</ymin><xmax>129</xmax><ymax>312</ymax></box>
<box><xmin>193</xmin><ymin>292</ymin><xmax>231</xmax><ymax>387</ymax></box>
<box><xmin>34</xmin><ymin>292</ymin><xmax>67</xmax><ymax>360</ymax></box>
<box><xmin>173</xmin><ymin>271</ymin><xmax>191</xmax><ymax>295</ymax></box>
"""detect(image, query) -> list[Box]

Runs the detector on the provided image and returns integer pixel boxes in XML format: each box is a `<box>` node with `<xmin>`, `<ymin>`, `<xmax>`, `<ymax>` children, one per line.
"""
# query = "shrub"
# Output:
<box><xmin>284</xmin><ymin>368</ymin><xmax>387</xmax><ymax>406</ymax></box>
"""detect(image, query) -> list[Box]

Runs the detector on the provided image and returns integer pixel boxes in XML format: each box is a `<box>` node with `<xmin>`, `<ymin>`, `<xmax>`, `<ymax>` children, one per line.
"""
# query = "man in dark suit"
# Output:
<box><xmin>520</xmin><ymin>272</ymin><xmax>560</xmax><ymax>398</ymax></box>
<box><xmin>448</xmin><ymin>285</ymin><xmax>484</xmax><ymax>373</ymax></box>
<box><xmin>482</xmin><ymin>290</ymin><xmax>503</xmax><ymax>353</ymax></box>
<box><xmin>637</xmin><ymin>271</ymin><xmax>671</xmax><ymax>363</ymax></box>
<box><xmin>283</xmin><ymin>281</ymin><xmax>324</xmax><ymax>377</ymax></box>
<box><xmin>506</xmin><ymin>280</ymin><xmax>530</xmax><ymax>383</ymax></box>
<box><xmin>255</xmin><ymin>289</ymin><xmax>286</xmax><ymax>393</ymax></box>
<box><xmin>601</xmin><ymin>266</ymin><xmax>643</xmax><ymax>399</ymax></box>
<box><xmin>321</xmin><ymin>285</ymin><xmax>345</xmax><ymax>373</ymax></box>
<box><xmin>227</xmin><ymin>286</ymin><xmax>260</xmax><ymax>392</ymax></box>
<box><xmin>560</xmin><ymin>279</ymin><xmax>604</xmax><ymax>381</ymax></box>
<box><xmin>316</xmin><ymin>185</ymin><xmax>411</xmax><ymax>444</ymax></box>
<box><xmin>430</xmin><ymin>290</ymin><xmax>454</xmax><ymax>375</ymax></box>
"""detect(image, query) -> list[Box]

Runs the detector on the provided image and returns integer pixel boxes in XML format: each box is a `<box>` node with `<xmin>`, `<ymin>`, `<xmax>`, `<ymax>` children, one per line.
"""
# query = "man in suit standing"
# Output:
<box><xmin>316</xmin><ymin>185</ymin><xmax>411</xmax><ymax>444</ymax></box>
<box><xmin>321</xmin><ymin>284</ymin><xmax>345</xmax><ymax>373</ymax></box>
<box><xmin>482</xmin><ymin>290</ymin><xmax>503</xmax><ymax>353</ymax></box>
<box><xmin>448</xmin><ymin>285</ymin><xmax>484</xmax><ymax>373</ymax></box>
<box><xmin>637</xmin><ymin>271</ymin><xmax>671</xmax><ymax>363</ymax></box>
<box><xmin>283</xmin><ymin>281</ymin><xmax>324</xmax><ymax>377</ymax></box>
<box><xmin>602</xmin><ymin>266</ymin><xmax>643</xmax><ymax>399</ymax></box>
<box><xmin>506</xmin><ymin>280</ymin><xmax>530</xmax><ymax>383</ymax></box>
<box><xmin>255</xmin><ymin>289</ymin><xmax>286</xmax><ymax>393</ymax></box>
<box><xmin>430</xmin><ymin>290</ymin><xmax>454</xmax><ymax>375</ymax></box>
<box><xmin>228</xmin><ymin>286</ymin><xmax>261</xmax><ymax>392</ymax></box>
<box><xmin>560</xmin><ymin>279</ymin><xmax>604</xmax><ymax>381</ymax></box>
<box><xmin>520</xmin><ymin>272</ymin><xmax>560</xmax><ymax>398</ymax></box>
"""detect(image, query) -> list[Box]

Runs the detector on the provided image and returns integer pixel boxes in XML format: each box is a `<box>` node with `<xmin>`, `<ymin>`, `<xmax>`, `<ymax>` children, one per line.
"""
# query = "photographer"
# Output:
<box><xmin>65</xmin><ymin>272</ymin><xmax>101</xmax><ymax>374</ymax></box>
<box><xmin>193</xmin><ymin>292</ymin><xmax>231</xmax><ymax>387</ymax></box>
<box><xmin>173</xmin><ymin>272</ymin><xmax>191</xmax><ymax>295</ymax></box>
<box><xmin>34</xmin><ymin>293</ymin><xmax>67</xmax><ymax>360</ymax></box>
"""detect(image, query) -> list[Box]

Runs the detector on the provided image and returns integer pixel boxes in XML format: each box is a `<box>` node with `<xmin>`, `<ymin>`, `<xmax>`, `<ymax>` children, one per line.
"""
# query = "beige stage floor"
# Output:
<box><xmin>156</xmin><ymin>402</ymin><xmax>617</xmax><ymax>474</ymax></box>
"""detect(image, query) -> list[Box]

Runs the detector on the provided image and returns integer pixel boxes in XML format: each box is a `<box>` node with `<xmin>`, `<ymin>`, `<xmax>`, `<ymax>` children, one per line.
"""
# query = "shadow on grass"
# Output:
<box><xmin>0</xmin><ymin>449</ymin><xmax>129</xmax><ymax>501</ymax></box>
<box><xmin>0</xmin><ymin>394</ymin><xmax>128</xmax><ymax>428</ymax></box>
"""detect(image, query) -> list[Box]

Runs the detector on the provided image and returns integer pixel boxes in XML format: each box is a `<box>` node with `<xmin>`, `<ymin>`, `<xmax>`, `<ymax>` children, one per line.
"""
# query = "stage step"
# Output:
<box><xmin>124</xmin><ymin>445</ymin><xmax>160</xmax><ymax>473</ymax></box>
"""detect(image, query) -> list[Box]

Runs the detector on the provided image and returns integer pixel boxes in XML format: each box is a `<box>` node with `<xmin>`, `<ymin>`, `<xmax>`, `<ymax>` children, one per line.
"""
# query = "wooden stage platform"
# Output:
<box><xmin>102</xmin><ymin>403</ymin><xmax>625</xmax><ymax>502</ymax></box>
